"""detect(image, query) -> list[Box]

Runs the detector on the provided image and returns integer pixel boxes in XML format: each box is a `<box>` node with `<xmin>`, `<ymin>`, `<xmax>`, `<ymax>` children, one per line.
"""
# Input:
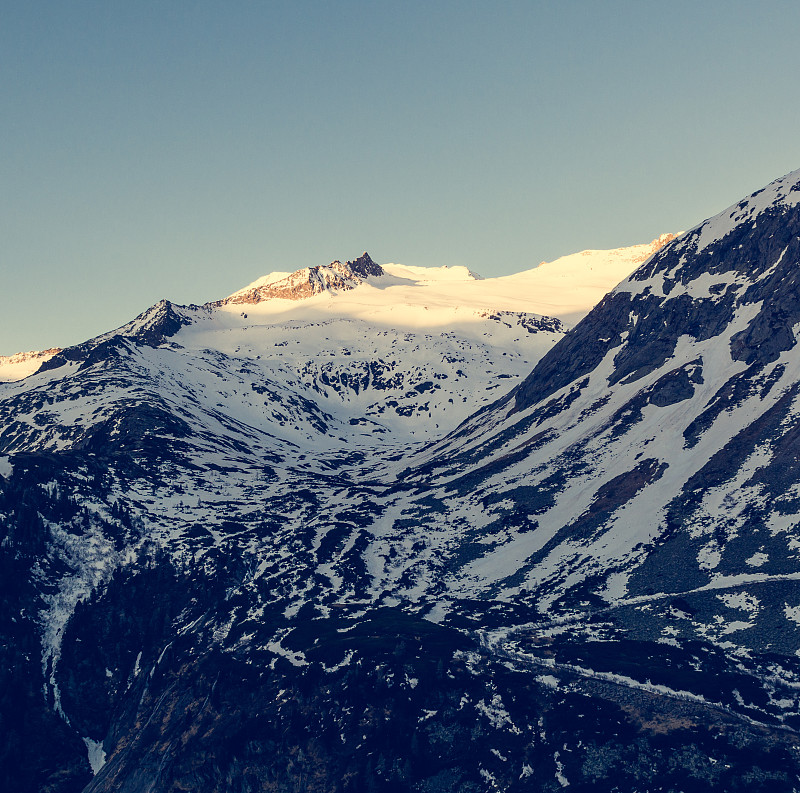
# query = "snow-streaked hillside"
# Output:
<box><xmin>381</xmin><ymin>169</ymin><xmax>800</xmax><ymax>638</ymax></box>
<box><xmin>7</xmin><ymin>200</ymin><xmax>800</xmax><ymax>793</ymax></box>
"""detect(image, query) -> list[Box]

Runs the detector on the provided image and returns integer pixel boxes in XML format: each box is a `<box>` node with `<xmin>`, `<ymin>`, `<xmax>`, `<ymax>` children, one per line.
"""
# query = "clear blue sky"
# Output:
<box><xmin>3</xmin><ymin>1</ymin><xmax>800</xmax><ymax>355</ymax></box>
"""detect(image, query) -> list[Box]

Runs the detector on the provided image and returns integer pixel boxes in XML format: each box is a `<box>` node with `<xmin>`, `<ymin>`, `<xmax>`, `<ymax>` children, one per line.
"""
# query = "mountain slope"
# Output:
<box><xmin>393</xmin><ymin>169</ymin><xmax>800</xmax><ymax>620</ymax></box>
<box><xmin>3</xmin><ymin>209</ymin><xmax>800</xmax><ymax>792</ymax></box>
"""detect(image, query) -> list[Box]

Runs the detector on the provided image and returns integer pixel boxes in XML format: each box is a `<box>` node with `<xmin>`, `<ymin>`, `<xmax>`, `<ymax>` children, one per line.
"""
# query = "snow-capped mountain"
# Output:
<box><xmin>0</xmin><ymin>347</ymin><xmax>61</xmax><ymax>382</ymax></box>
<box><xmin>3</xmin><ymin>196</ymin><xmax>800</xmax><ymax>793</ymax></box>
<box><xmin>4</xmin><ymin>240</ymin><xmax>667</xmax><ymax>455</ymax></box>
<box><xmin>218</xmin><ymin>241</ymin><xmax>677</xmax><ymax>327</ymax></box>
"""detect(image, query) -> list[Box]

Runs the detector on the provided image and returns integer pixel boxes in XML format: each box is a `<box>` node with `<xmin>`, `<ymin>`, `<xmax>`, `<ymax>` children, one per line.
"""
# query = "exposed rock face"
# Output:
<box><xmin>220</xmin><ymin>252</ymin><xmax>384</xmax><ymax>304</ymax></box>
<box><xmin>346</xmin><ymin>251</ymin><xmax>384</xmax><ymax>279</ymax></box>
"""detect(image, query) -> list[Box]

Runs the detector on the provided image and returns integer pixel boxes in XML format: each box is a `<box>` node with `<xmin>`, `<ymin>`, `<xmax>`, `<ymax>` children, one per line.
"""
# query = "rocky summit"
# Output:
<box><xmin>220</xmin><ymin>252</ymin><xmax>385</xmax><ymax>305</ymax></box>
<box><xmin>3</xmin><ymin>175</ymin><xmax>800</xmax><ymax>792</ymax></box>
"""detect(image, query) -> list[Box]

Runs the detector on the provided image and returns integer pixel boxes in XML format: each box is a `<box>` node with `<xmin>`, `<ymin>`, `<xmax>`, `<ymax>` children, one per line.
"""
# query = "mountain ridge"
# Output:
<box><xmin>220</xmin><ymin>252</ymin><xmax>385</xmax><ymax>304</ymax></box>
<box><xmin>1</xmin><ymin>234</ymin><xmax>676</xmax><ymax>384</ymax></box>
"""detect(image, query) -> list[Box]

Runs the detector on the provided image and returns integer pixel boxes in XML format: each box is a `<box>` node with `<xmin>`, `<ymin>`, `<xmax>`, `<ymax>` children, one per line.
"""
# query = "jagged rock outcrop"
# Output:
<box><xmin>220</xmin><ymin>252</ymin><xmax>384</xmax><ymax>304</ymax></box>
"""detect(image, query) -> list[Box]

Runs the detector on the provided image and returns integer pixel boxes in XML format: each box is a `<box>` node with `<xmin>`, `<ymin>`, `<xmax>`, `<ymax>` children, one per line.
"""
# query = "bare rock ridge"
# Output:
<box><xmin>219</xmin><ymin>252</ymin><xmax>383</xmax><ymax>305</ymax></box>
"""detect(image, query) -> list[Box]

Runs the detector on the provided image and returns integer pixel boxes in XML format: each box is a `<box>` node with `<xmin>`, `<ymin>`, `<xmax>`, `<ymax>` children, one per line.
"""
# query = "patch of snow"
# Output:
<box><xmin>476</xmin><ymin>693</ymin><xmax>521</xmax><ymax>733</ymax></box>
<box><xmin>554</xmin><ymin>750</ymin><xmax>570</xmax><ymax>787</ymax></box>
<box><xmin>719</xmin><ymin>591</ymin><xmax>760</xmax><ymax>616</ymax></box>
<box><xmin>425</xmin><ymin>601</ymin><xmax>451</xmax><ymax>624</ymax></box>
<box><xmin>264</xmin><ymin>629</ymin><xmax>308</xmax><ymax>667</ymax></box>
<box><xmin>698</xmin><ymin>543</ymin><xmax>721</xmax><ymax>571</ymax></box>
<box><xmin>784</xmin><ymin>604</ymin><xmax>800</xmax><ymax>625</ymax></box>
<box><xmin>83</xmin><ymin>737</ymin><xmax>106</xmax><ymax>775</ymax></box>
<box><xmin>745</xmin><ymin>552</ymin><xmax>769</xmax><ymax>568</ymax></box>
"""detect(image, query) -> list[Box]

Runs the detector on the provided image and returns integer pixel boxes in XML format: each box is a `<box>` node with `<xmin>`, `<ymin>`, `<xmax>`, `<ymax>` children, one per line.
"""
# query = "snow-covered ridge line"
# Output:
<box><xmin>692</xmin><ymin>167</ymin><xmax>800</xmax><ymax>253</ymax></box>
<box><xmin>210</xmin><ymin>235</ymin><xmax>676</xmax><ymax>328</ymax></box>
<box><xmin>221</xmin><ymin>252</ymin><xmax>385</xmax><ymax>304</ymax></box>
<box><xmin>0</xmin><ymin>347</ymin><xmax>62</xmax><ymax>382</ymax></box>
<box><xmin>2</xmin><ymin>235</ymin><xmax>675</xmax><ymax>386</ymax></box>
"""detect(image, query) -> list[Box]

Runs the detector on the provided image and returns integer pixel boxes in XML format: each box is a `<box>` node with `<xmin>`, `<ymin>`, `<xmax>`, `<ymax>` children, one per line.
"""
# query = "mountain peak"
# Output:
<box><xmin>220</xmin><ymin>252</ymin><xmax>385</xmax><ymax>305</ymax></box>
<box><xmin>345</xmin><ymin>251</ymin><xmax>383</xmax><ymax>279</ymax></box>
